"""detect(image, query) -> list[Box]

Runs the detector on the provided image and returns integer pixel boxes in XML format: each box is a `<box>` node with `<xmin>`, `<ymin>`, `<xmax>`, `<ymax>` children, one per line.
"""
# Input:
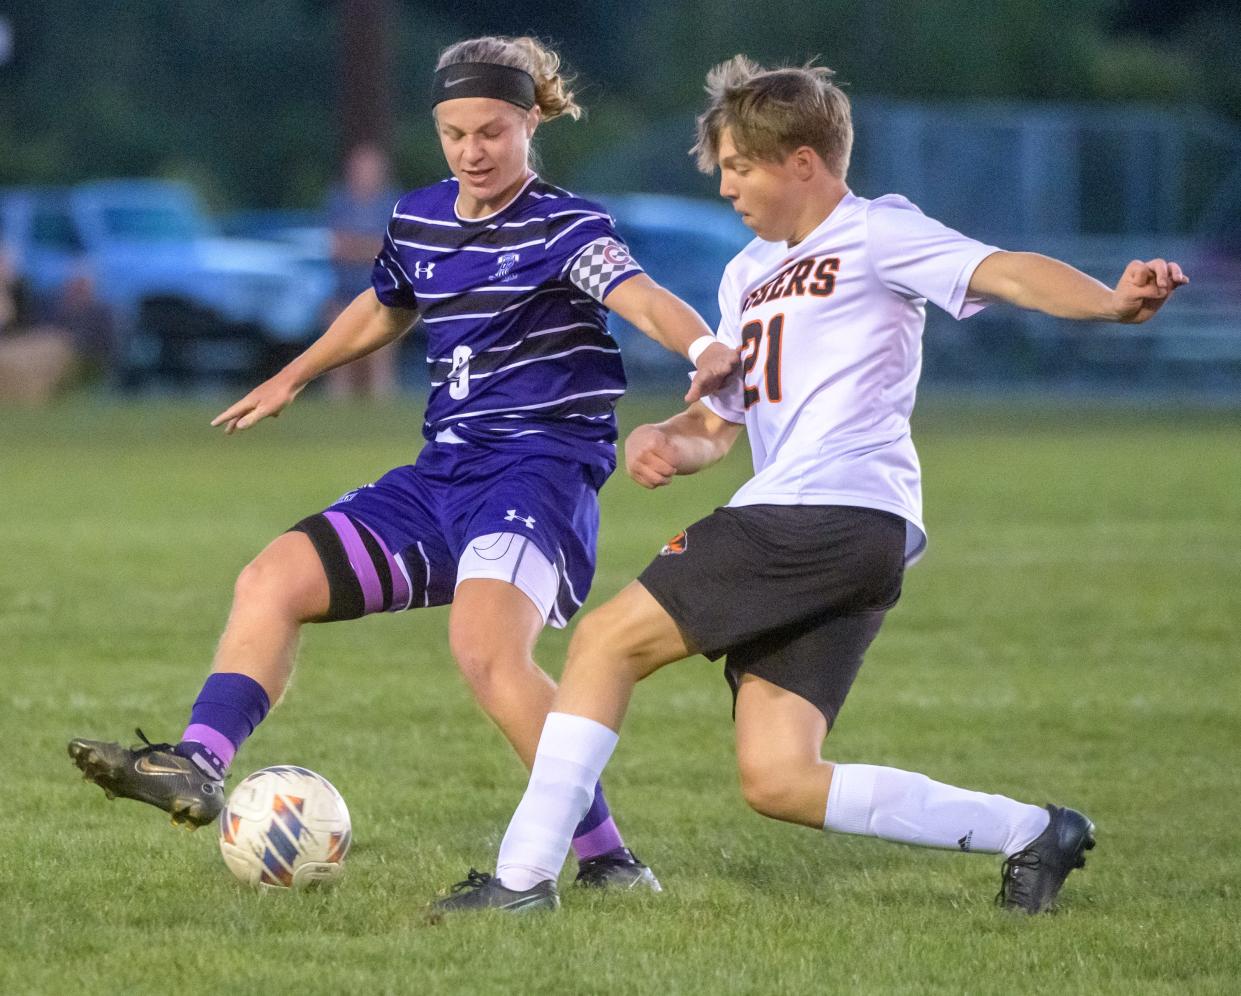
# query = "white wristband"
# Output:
<box><xmin>687</xmin><ymin>335</ymin><xmax>716</xmax><ymax>366</ymax></box>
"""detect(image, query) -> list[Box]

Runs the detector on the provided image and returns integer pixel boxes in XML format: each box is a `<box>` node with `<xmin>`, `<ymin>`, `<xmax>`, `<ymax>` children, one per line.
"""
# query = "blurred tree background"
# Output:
<box><xmin>1</xmin><ymin>0</ymin><xmax>1238</xmax><ymax>209</ymax></box>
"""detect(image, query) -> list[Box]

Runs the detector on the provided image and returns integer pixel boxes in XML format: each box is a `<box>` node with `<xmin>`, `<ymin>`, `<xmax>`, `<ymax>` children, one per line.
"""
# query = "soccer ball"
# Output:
<box><xmin>218</xmin><ymin>765</ymin><xmax>352</xmax><ymax>889</ymax></box>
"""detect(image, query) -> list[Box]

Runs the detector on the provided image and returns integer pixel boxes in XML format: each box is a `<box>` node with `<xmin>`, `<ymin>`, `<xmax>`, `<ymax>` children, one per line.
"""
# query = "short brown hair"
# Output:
<box><xmin>436</xmin><ymin>36</ymin><xmax>582</xmax><ymax>122</ymax></box>
<box><xmin>692</xmin><ymin>55</ymin><xmax>853</xmax><ymax>178</ymax></box>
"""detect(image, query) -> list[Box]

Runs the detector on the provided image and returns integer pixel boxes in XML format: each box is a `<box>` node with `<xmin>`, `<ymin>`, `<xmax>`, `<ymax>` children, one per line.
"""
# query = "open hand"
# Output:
<box><xmin>1112</xmin><ymin>259</ymin><xmax>1189</xmax><ymax>324</ymax></box>
<box><xmin>685</xmin><ymin>341</ymin><xmax>741</xmax><ymax>404</ymax></box>
<box><xmin>210</xmin><ymin>373</ymin><xmax>302</xmax><ymax>434</ymax></box>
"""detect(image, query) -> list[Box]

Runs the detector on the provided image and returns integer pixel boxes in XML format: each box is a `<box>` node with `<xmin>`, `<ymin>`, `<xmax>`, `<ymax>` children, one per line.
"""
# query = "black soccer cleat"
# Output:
<box><xmin>427</xmin><ymin>869</ymin><xmax>559</xmax><ymax>921</ymax></box>
<box><xmin>997</xmin><ymin>804</ymin><xmax>1096</xmax><ymax>914</ymax></box>
<box><xmin>68</xmin><ymin>728</ymin><xmax>224</xmax><ymax>829</ymax></box>
<box><xmin>575</xmin><ymin>847</ymin><xmax>663</xmax><ymax>892</ymax></box>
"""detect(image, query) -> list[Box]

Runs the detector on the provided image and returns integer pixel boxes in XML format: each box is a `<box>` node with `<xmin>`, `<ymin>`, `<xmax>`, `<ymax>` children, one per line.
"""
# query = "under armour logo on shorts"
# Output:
<box><xmin>505</xmin><ymin>509</ymin><xmax>536</xmax><ymax>529</ymax></box>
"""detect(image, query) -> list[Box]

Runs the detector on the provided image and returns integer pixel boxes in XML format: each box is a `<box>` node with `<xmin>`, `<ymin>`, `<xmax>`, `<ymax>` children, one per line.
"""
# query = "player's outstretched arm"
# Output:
<box><xmin>602</xmin><ymin>274</ymin><xmax>740</xmax><ymax>403</ymax></box>
<box><xmin>968</xmin><ymin>252</ymin><xmax>1189</xmax><ymax>323</ymax></box>
<box><xmin>625</xmin><ymin>402</ymin><xmax>744</xmax><ymax>489</ymax></box>
<box><xmin>211</xmin><ymin>289</ymin><xmax>418</xmax><ymax>434</ymax></box>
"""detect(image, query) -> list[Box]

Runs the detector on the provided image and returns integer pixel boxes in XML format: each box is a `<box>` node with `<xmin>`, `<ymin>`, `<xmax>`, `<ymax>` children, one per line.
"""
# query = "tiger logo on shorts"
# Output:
<box><xmin>659</xmin><ymin>530</ymin><xmax>687</xmax><ymax>556</ymax></box>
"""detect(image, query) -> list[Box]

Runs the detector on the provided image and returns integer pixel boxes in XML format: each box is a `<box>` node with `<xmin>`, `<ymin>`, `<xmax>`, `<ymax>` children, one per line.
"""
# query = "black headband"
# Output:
<box><xmin>431</xmin><ymin>62</ymin><xmax>536</xmax><ymax>110</ymax></box>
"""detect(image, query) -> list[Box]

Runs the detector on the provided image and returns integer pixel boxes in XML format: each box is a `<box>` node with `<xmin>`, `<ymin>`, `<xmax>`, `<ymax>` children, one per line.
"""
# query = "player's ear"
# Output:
<box><xmin>525</xmin><ymin>105</ymin><xmax>542</xmax><ymax>137</ymax></box>
<box><xmin>791</xmin><ymin>146</ymin><xmax>817</xmax><ymax>181</ymax></box>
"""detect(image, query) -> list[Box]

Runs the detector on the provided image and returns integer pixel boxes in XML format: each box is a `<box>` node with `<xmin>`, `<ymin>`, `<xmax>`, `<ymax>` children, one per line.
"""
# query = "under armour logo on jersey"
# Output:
<box><xmin>505</xmin><ymin>509</ymin><xmax>536</xmax><ymax>529</ymax></box>
<box><xmin>414</xmin><ymin>262</ymin><xmax>436</xmax><ymax>279</ymax></box>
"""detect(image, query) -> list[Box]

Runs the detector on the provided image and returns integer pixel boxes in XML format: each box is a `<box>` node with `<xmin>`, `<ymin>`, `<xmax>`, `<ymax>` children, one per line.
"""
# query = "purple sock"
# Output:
<box><xmin>177</xmin><ymin>672</ymin><xmax>270</xmax><ymax>779</ymax></box>
<box><xmin>571</xmin><ymin>782</ymin><xmax>625</xmax><ymax>861</ymax></box>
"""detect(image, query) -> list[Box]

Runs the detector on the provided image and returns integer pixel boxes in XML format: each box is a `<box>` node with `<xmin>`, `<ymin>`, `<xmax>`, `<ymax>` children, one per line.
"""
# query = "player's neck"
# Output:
<box><xmin>456</xmin><ymin>171</ymin><xmax>536</xmax><ymax>221</ymax></box>
<box><xmin>786</xmin><ymin>179</ymin><xmax>849</xmax><ymax>247</ymax></box>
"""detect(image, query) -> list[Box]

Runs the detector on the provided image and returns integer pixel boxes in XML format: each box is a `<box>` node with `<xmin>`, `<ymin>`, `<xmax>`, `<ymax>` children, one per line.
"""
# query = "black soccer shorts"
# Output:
<box><xmin>637</xmin><ymin>504</ymin><xmax>906</xmax><ymax>725</ymax></box>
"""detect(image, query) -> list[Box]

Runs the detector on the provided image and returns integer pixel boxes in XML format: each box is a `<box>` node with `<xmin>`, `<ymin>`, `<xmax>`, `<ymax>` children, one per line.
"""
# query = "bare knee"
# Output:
<box><xmin>565</xmin><ymin>603</ymin><xmax>646</xmax><ymax>679</ymax></box>
<box><xmin>234</xmin><ymin>554</ymin><xmax>287</xmax><ymax>608</ymax></box>
<box><xmin>449</xmin><ymin>631</ymin><xmax>502</xmax><ymax>689</ymax></box>
<box><xmin>232</xmin><ymin>538</ymin><xmax>327</xmax><ymax>623</ymax></box>
<box><xmin>737</xmin><ymin>752</ymin><xmax>811</xmax><ymax>821</ymax></box>
<box><xmin>565</xmin><ymin>609</ymin><xmax>615</xmax><ymax>664</ymax></box>
<box><xmin>449</xmin><ymin>631</ymin><xmax>533</xmax><ymax>702</ymax></box>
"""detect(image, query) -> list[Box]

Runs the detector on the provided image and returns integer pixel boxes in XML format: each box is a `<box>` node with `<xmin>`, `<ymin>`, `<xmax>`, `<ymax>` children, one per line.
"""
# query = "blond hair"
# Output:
<box><xmin>692</xmin><ymin>55</ymin><xmax>852</xmax><ymax>178</ymax></box>
<box><xmin>436</xmin><ymin>36</ymin><xmax>582</xmax><ymax>122</ymax></box>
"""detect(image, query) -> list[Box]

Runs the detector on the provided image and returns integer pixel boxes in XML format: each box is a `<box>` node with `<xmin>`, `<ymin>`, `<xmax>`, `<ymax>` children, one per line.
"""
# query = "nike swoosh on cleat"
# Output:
<box><xmin>502</xmin><ymin>895</ymin><xmax>551</xmax><ymax>911</ymax></box>
<box><xmin>135</xmin><ymin>756</ymin><xmax>188</xmax><ymax>776</ymax></box>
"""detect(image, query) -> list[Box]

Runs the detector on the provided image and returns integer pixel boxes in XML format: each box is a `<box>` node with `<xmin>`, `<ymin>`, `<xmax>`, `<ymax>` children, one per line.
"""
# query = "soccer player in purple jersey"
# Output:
<box><xmin>68</xmin><ymin>35</ymin><xmax>739</xmax><ymax>890</ymax></box>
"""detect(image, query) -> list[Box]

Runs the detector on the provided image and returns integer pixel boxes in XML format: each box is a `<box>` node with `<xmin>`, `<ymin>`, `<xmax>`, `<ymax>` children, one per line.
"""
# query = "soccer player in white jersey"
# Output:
<box><xmin>431</xmin><ymin>55</ymin><xmax>1190</xmax><ymax>917</ymax></box>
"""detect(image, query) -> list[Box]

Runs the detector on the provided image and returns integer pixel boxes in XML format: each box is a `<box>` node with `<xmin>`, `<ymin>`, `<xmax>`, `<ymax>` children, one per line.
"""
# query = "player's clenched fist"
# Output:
<box><xmin>1112</xmin><ymin>258</ymin><xmax>1189</xmax><ymax>324</ymax></box>
<box><xmin>625</xmin><ymin>424</ymin><xmax>681</xmax><ymax>489</ymax></box>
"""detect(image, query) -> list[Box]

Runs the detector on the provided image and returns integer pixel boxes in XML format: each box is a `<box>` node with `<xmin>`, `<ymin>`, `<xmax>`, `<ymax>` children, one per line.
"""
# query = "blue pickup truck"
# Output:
<box><xmin>0</xmin><ymin>179</ymin><xmax>334</xmax><ymax>386</ymax></box>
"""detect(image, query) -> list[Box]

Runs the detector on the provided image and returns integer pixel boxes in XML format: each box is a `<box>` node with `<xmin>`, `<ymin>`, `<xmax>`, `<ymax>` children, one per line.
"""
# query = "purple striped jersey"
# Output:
<box><xmin>371</xmin><ymin>174</ymin><xmax>644</xmax><ymax>474</ymax></box>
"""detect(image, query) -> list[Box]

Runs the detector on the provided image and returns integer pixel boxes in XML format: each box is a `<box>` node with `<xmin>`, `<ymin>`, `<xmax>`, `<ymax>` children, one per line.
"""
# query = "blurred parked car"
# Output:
<box><xmin>219</xmin><ymin>208</ymin><xmax>334</xmax><ymax>270</ymax></box>
<box><xmin>0</xmin><ymin>180</ymin><xmax>334</xmax><ymax>388</ymax></box>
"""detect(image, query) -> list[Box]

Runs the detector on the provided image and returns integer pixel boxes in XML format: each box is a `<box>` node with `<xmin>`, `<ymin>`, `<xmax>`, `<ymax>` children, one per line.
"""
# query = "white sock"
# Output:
<box><xmin>496</xmin><ymin>712</ymin><xmax>619</xmax><ymax>890</ymax></box>
<box><xmin>824</xmin><ymin>763</ymin><xmax>1050</xmax><ymax>855</ymax></box>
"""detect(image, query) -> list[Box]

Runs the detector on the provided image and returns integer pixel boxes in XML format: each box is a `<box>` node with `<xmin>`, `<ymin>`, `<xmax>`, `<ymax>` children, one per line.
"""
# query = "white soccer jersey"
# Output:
<box><xmin>701</xmin><ymin>191</ymin><xmax>1001</xmax><ymax>563</ymax></box>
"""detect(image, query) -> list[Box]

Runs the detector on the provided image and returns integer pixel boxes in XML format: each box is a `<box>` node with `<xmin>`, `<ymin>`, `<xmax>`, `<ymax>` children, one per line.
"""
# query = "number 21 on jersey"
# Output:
<box><xmin>740</xmin><ymin>314</ymin><xmax>783</xmax><ymax>408</ymax></box>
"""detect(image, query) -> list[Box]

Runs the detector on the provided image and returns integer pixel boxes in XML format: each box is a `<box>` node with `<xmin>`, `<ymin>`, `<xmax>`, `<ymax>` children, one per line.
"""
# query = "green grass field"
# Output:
<box><xmin>2</xmin><ymin>396</ymin><xmax>1239</xmax><ymax>994</ymax></box>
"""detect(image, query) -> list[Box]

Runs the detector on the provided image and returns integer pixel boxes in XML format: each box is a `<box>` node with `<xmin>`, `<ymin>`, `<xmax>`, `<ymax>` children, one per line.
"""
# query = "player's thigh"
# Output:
<box><xmin>564</xmin><ymin>581</ymin><xmax>696</xmax><ymax>683</ymax></box>
<box><xmin>454</xmin><ymin>458</ymin><xmax>600</xmax><ymax>629</ymax></box>
<box><xmin>454</xmin><ymin>530</ymin><xmax>561</xmax><ymax>633</ymax></box>
<box><xmin>725</xmin><ymin>608</ymin><xmax>888</xmax><ymax>731</ymax></box>
<box><xmin>448</xmin><ymin>574</ymin><xmax>545</xmax><ymax>670</ymax></box>
<box><xmin>292</xmin><ymin>468</ymin><xmax>456</xmax><ymax>621</ymax></box>
<box><xmin>734</xmin><ymin>674</ymin><xmax>836</xmax><ymax>825</ymax></box>
<box><xmin>233</xmin><ymin>530</ymin><xmax>330</xmax><ymax>621</ymax></box>
<box><xmin>733</xmin><ymin>673</ymin><xmax>829</xmax><ymax>782</ymax></box>
<box><xmin>553</xmin><ymin>582</ymin><xmax>694</xmax><ymax>724</ymax></box>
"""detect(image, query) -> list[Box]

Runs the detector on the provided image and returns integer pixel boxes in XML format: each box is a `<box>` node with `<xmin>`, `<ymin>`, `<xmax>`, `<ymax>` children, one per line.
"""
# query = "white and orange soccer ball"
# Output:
<box><xmin>218</xmin><ymin>766</ymin><xmax>352</xmax><ymax>889</ymax></box>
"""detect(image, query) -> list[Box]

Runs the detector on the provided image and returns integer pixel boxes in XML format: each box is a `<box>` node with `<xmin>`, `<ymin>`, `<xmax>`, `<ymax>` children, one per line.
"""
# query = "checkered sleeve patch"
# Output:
<box><xmin>567</xmin><ymin>238</ymin><xmax>644</xmax><ymax>303</ymax></box>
